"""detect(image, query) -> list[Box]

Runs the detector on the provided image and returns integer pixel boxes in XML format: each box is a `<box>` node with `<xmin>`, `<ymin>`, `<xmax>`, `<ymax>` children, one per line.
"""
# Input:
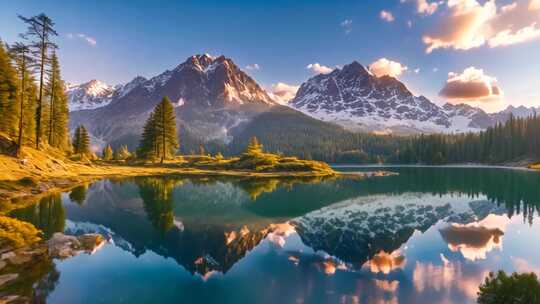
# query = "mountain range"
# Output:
<box><xmin>67</xmin><ymin>54</ymin><xmax>538</xmax><ymax>152</ymax></box>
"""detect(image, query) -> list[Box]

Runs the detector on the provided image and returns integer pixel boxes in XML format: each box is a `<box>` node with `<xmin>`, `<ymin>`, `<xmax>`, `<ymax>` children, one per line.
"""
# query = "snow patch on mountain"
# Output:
<box><xmin>67</xmin><ymin>80</ymin><xmax>115</xmax><ymax>111</ymax></box>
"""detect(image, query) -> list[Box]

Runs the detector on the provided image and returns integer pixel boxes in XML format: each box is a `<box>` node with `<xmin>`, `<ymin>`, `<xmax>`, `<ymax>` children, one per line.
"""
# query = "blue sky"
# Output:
<box><xmin>1</xmin><ymin>0</ymin><xmax>540</xmax><ymax>112</ymax></box>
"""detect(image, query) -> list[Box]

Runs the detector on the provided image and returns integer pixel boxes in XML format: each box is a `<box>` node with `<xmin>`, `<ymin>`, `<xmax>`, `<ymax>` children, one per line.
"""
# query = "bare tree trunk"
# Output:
<box><xmin>36</xmin><ymin>25</ymin><xmax>46</xmax><ymax>149</ymax></box>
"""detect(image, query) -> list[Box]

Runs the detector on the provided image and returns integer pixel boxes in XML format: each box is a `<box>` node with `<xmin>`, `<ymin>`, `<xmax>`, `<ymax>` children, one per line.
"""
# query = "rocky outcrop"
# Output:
<box><xmin>0</xmin><ymin>233</ymin><xmax>105</xmax><ymax>303</ymax></box>
<box><xmin>47</xmin><ymin>232</ymin><xmax>105</xmax><ymax>259</ymax></box>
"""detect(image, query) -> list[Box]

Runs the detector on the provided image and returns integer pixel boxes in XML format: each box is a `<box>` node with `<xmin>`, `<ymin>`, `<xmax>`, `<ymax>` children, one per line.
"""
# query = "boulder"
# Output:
<box><xmin>47</xmin><ymin>233</ymin><xmax>105</xmax><ymax>259</ymax></box>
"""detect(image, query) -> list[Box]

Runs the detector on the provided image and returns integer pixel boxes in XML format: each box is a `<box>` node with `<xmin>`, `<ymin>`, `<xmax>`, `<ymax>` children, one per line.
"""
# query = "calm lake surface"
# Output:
<box><xmin>9</xmin><ymin>167</ymin><xmax>540</xmax><ymax>304</ymax></box>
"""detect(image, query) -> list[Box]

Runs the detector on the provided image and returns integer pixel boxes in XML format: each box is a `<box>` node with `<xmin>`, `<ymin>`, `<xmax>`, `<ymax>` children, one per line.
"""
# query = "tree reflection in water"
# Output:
<box><xmin>10</xmin><ymin>193</ymin><xmax>65</xmax><ymax>239</ymax></box>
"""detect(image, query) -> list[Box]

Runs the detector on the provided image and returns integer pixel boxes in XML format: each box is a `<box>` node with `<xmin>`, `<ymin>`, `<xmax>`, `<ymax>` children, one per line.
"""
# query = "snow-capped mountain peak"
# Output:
<box><xmin>67</xmin><ymin>79</ymin><xmax>115</xmax><ymax>111</ymax></box>
<box><xmin>290</xmin><ymin>61</ymin><xmax>456</xmax><ymax>134</ymax></box>
<box><xmin>289</xmin><ymin>60</ymin><xmax>516</xmax><ymax>134</ymax></box>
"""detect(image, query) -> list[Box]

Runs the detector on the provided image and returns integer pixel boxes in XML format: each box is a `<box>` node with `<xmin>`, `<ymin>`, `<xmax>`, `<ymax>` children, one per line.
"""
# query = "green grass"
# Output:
<box><xmin>178</xmin><ymin>152</ymin><xmax>334</xmax><ymax>174</ymax></box>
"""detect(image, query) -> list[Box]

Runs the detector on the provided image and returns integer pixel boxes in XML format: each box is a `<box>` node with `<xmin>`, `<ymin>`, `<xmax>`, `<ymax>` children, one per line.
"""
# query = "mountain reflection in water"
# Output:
<box><xmin>8</xmin><ymin>167</ymin><xmax>540</xmax><ymax>304</ymax></box>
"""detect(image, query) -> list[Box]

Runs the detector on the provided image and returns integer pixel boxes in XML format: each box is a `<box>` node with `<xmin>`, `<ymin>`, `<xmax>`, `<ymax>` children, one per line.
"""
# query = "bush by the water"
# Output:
<box><xmin>0</xmin><ymin>216</ymin><xmax>41</xmax><ymax>249</ymax></box>
<box><xmin>477</xmin><ymin>271</ymin><xmax>540</xmax><ymax>304</ymax></box>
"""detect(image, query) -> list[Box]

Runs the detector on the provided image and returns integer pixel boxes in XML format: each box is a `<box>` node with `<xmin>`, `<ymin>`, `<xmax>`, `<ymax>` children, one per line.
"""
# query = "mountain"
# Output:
<box><xmin>67</xmin><ymin>80</ymin><xmax>115</xmax><ymax>111</ymax></box>
<box><xmin>441</xmin><ymin>103</ymin><xmax>496</xmax><ymax>130</ymax></box>
<box><xmin>290</xmin><ymin>62</ymin><xmax>503</xmax><ymax>134</ymax></box>
<box><xmin>491</xmin><ymin>105</ymin><xmax>539</xmax><ymax>123</ymax></box>
<box><xmin>293</xmin><ymin>194</ymin><xmax>505</xmax><ymax>265</ymax></box>
<box><xmin>69</xmin><ymin>54</ymin><xmax>283</xmax><ymax>151</ymax></box>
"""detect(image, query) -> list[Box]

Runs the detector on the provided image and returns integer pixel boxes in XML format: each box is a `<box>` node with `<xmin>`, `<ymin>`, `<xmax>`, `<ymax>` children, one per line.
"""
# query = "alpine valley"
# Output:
<box><xmin>68</xmin><ymin>54</ymin><xmax>538</xmax><ymax>154</ymax></box>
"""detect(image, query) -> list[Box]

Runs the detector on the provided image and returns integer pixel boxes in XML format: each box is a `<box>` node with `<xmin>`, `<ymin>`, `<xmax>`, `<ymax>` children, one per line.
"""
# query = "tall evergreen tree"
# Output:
<box><xmin>9</xmin><ymin>42</ymin><xmax>36</xmax><ymax>155</ymax></box>
<box><xmin>137</xmin><ymin>112</ymin><xmax>157</xmax><ymax>159</ymax></box>
<box><xmin>137</xmin><ymin>96</ymin><xmax>178</xmax><ymax>162</ymax></box>
<box><xmin>72</xmin><ymin>125</ymin><xmax>90</xmax><ymax>155</ymax></box>
<box><xmin>102</xmin><ymin>144</ymin><xmax>113</xmax><ymax>161</ymax></box>
<box><xmin>19</xmin><ymin>13</ymin><xmax>58</xmax><ymax>149</ymax></box>
<box><xmin>0</xmin><ymin>41</ymin><xmax>19</xmax><ymax>138</ymax></box>
<box><xmin>45</xmin><ymin>52</ymin><xmax>68</xmax><ymax>149</ymax></box>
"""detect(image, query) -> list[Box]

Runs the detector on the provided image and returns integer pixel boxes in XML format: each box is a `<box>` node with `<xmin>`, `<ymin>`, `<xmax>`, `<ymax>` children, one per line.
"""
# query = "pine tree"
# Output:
<box><xmin>44</xmin><ymin>52</ymin><xmax>68</xmax><ymax>149</ymax></box>
<box><xmin>102</xmin><ymin>144</ymin><xmax>113</xmax><ymax>161</ymax></box>
<box><xmin>79</xmin><ymin>125</ymin><xmax>90</xmax><ymax>155</ymax></box>
<box><xmin>0</xmin><ymin>41</ymin><xmax>19</xmax><ymax>138</ymax></box>
<box><xmin>137</xmin><ymin>112</ymin><xmax>157</xmax><ymax>159</ymax></box>
<box><xmin>245</xmin><ymin>136</ymin><xmax>263</xmax><ymax>156</ymax></box>
<box><xmin>137</xmin><ymin>96</ymin><xmax>178</xmax><ymax>162</ymax></box>
<box><xmin>114</xmin><ymin>145</ymin><xmax>131</xmax><ymax>160</ymax></box>
<box><xmin>72</xmin><ymin>125</ymin><xmax>90</xmax><ymax>155</ymax></box>
<box><xmin>19</xmin><ymin>13</ymin><xmax>58</xmax><ymax>149</ymax></box>
<box><xmin>9</xmin><ymin>42</ymin><xmax>36</xmax><ymax>155</ymax></box>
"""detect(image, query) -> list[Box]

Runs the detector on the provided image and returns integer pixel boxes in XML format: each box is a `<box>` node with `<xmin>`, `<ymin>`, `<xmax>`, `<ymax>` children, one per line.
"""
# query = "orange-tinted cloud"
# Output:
<box><xmin>364</xmin><ymin>250</ymin><xmax>406</xmax><ymax>274</ymax></box>
<box><xmin>439</xmin><ymin>67</ymin><xmax>502</xmax><ymax>101</ymax></box>
<box><xmin>423</xmin><ymin>0</ymin><xmax>540</xmax><ymax>53</ymax></box>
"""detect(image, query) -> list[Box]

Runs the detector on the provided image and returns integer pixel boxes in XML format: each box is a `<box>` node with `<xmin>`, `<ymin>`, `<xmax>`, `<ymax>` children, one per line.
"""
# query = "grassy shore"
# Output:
<box><xmin>0</xmin><ymin>143</ymin><xmax>340</xmax><ymax>211</ymax></box>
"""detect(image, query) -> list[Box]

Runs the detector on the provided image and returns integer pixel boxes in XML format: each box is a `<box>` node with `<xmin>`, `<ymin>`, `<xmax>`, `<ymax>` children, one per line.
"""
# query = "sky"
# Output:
<box><xmin>1</xmin><ymin>0</ymin><xmax>540</xmax><ymax>112</ymax></box>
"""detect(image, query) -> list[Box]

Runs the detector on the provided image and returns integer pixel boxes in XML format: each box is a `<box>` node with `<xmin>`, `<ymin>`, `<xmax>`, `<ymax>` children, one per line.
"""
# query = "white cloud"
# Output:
<box><xmin>267</xmin><ymin>82</ymin><xmax>300</xmax><ymax>104</ymax></box>
<box><xmin>340</xmin><ymin>19</ymin><xmax>353</xmax><ymax>34</ymax></box>
<box><xmin>488</xmin><ymin>23</ymin><xmax>540</xmax><ymax>47</ymax></box>
<box><xmin>439</xmin><ymin>67</ymin><xmax>503</xmax><ymax>106</ymax></box>
<box><xmin>380</xmin><ymin>10</ymin><xmax>395</xmax><ymax>22</ymax></box>
<box><xmin>417</xmin><ymin>0</ymin><xmax>439</xmax><ymax>15</ymax></box>
<box><xmin>422</xmin><ymin>0</ymin><xmax>540</xmax><ymax>53</ymax></box>
<box><xmin>433</xmin><ymin>67</ymin><xmax>439</xmax><ymax>72</ymax></box>
<box><xmin>414</xmin><ymin>68</ymin><xmax>421</xmax><ymax>73</ymax></box>
<box><xmin>407</xmin><ymin>20</ymin><xmax>414</xmax><ymax>28</ymax></box>
<box><xmin>245</xmin><ymin>63</ymin><xmax>260</xmax><ymax>71</ymax></box>
<box><xmin>530</xmin><ymin>0</ymin><xmax>540</xmax><ymax>10</ymax></box>
<box><xmin>306</xmin><ymin>63</ymin><xmax>333</xmax><ymax>74</ymax></box>
<box><xmin>369</xmin><ymin>58</ymin><xmax>408</xmax><ymax>78</ymax></box>
<box><xmin>67</xmin><ymin>33</ymin><xmax>97</xmax><ymax>46</ymax></box>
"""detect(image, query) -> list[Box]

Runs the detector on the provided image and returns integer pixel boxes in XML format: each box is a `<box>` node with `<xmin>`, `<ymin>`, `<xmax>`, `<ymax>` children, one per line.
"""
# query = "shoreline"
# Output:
<box><xmin>330</xmin><ymin>163</ymin><xmax>539</xmax><ymax>171</ymax></box>
<box><xmin>0</xmin><ymin>164</ymin><xmax>340</xmax><ymax>213</ymax></box>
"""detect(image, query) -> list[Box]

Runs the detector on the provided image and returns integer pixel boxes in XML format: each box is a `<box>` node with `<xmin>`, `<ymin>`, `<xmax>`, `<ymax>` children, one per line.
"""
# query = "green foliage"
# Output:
<box><xmin>44</xmin><ymin>52</ymin><xmax>69</xmax><ymax>150</ymax></box>
<box><xmin>10</xmin><ymin>193</ymin><xmax>65</xmax><ymax>239</ymax></box>
<box><xmin>394</xmin><ymin>114</ymin><xmax>540</xmax><ymax>164</ymax></box>
<box><xmin>228</xmin><ymin>106</ymin><xmax>404</xmax><ymax>163</ymax></box>
<box><xmin>477</xmin><ymin>271</ymin><xmax>540</xmax><ymax>304</ymax></box>
<box><xmin>9</xmin><ymin>42</ymin><xmax>37</xmax><ymax>150</ymax></box>
<box><xmin>137</xmin><ymin>96</ymin><xmax>179</xmax><ymax>162</ymax></box>
<box><xmin>114</xmin><ymin>144</ymin><xmax>131</xmax><ymax>160</ymax></box>
<box><xmin>102</xmin><ymin>144</ymin><xmax>113</xmax><ymax>160</ymax></box>
<box><xmin>72</xmin><ymin>125</ymin><xmax>90</xmax><ymax>155</ymax></box>
<box><xmin>0</xmin><ymin>215</ymin><xmax>41</xmax><ymax>249</ymax></box>
<box><xmin>181</xmin><ymin>138</ymin><xmax>334</xmax><ymax>174</ymax></box>
<box><xmin>69</xmin><ymin>184</ymin><xmax>88</xmax><ymax>205</ymax></box>
<box><xmin>0</xmin><ymin>41</ymin><xmax>19</xmax><ymax>138</ymax></box>
<box><xmin>19</xmin><ymin>13</ymin><xmax>58</xmax><ymax>149</ymax></box>
<box><xmin>136</xmin><ymin>178</ymin><xmax>180</xmax><ymax>234</ymax></box>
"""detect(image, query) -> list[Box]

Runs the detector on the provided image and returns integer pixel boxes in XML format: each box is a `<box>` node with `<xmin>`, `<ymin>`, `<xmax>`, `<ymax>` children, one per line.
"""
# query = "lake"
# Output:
<box><xmin>8</xmin><ymin>167</ymin><xmax>540</xmax><ymax>304</ymax></box>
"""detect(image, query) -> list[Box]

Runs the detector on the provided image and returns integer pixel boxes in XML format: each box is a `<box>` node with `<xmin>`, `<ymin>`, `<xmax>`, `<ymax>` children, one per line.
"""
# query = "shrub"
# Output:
<box><xmin>0</xmin><ymin>216</ymin><xmax>41</xmax><ymax>249</ymax></box>
<box><xmin>477</xmin><ymin>271</ymin><xmax>540</xmax><ymax>304</ymax></box>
